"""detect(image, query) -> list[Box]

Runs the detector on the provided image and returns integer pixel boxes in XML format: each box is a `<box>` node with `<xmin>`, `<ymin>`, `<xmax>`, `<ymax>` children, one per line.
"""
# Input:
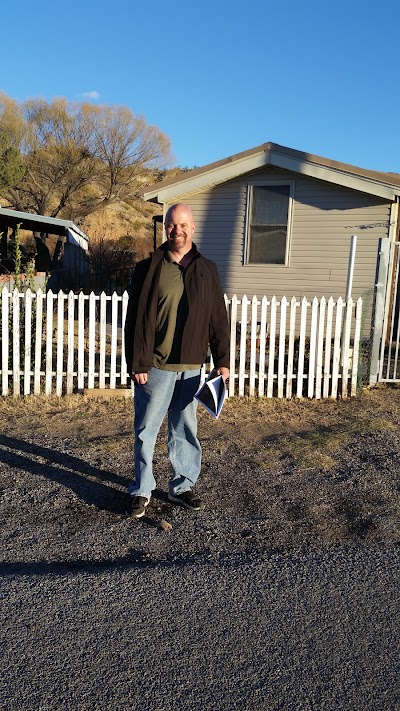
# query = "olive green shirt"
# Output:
<box><xmin>152</xmin><ymin>250</ymin><xmax>201</xmax><ymax>371</ymax></box>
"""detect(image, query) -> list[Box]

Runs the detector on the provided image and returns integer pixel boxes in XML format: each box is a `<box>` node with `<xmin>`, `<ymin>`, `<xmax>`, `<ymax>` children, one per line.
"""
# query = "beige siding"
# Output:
<box><xmin>176</xmin><ymin>167</ymin><xmax>392</xmax><ymax>302</ymax></box>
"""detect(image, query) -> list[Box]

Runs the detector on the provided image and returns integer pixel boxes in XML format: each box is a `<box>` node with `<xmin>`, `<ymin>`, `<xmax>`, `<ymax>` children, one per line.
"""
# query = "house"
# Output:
<box><xmin>140</xmin><ymin>142</ymin><xmax>400</xmax><ymax>304</ymax></box>
<box><xmin>0</xmin><ymin>208</ymin><xmax>89</xmax><ymax>291</ymax></box>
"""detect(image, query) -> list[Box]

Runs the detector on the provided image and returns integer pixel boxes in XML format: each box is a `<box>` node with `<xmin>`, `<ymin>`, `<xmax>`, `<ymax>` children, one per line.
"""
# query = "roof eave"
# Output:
<box><xmin>0</xmin><ymin>208</ymin><xmax>89</xmax><ymax>241</ymax></box>
<box><xmin>142</xmin><ymin>149</ymin><xmax>272</xmax><ymax>204</ymax></box>
<box><xmin>141</xmin><ymin>143</ymin><xmax>400</xmax><ymax>204</ymax></box>
<box><xmin>269</xmin><ymin>149</ymin><xmax>400</xmax><ymax>201</ymax></box>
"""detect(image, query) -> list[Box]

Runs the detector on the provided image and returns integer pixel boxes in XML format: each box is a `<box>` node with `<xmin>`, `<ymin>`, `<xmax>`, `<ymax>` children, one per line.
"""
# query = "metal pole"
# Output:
<box><xmin>341</xmin><ymin>235</ymin><xmax>358</xmax><ymax>384</ymax></box>
<box><xmin>369</xmin><ymin>238</ymin><xmax>390</xmax><ymax>383</ymax></box>
<box><xmin>346</xmin><ymin>235</ymin><xmax>357</xmax><ymax>301</ymax></box>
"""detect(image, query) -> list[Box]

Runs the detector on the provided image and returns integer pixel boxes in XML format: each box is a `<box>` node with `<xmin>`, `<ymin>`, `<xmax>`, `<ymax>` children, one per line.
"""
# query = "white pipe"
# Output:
<box><xmin>345</xmin><ymin>235</ymin><xmax>357</xmax><ymax>301</ymax></box>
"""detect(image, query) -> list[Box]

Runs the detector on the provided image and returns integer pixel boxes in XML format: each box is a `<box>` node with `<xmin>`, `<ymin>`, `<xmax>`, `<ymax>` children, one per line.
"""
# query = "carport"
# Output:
<box><xmin>0</xmin><ymin>207</ymin><xmax>89</xmax><ymax>290</ymax></box>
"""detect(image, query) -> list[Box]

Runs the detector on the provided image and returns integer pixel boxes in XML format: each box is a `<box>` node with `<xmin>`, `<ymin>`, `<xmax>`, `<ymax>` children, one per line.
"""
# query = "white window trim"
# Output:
<box><xmin>244</xmin><ymin>180</ymin><xmax>295</xmax><ymax>266</ymax></box>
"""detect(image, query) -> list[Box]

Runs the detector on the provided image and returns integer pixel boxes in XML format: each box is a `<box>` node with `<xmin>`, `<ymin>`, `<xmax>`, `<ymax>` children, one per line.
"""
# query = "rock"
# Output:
<box><xmin>159</xmin><ymin>519</ymin><xmax>173</xmax><ymax>532</ymax></box>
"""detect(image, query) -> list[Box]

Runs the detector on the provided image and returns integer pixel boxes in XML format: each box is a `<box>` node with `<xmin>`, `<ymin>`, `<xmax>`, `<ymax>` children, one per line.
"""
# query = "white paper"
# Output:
<box><xmin>194</xmin><ymin>370</ymin><xmax>227</xmax><ymax>419</ymax></box>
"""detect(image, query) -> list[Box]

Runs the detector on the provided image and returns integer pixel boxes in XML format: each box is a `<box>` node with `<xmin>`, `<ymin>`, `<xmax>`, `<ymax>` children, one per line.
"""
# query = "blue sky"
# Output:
<box><xmin>2</xmin><ymin>0</ymin><xmax>399</xmax><ymax>173</ymax></box>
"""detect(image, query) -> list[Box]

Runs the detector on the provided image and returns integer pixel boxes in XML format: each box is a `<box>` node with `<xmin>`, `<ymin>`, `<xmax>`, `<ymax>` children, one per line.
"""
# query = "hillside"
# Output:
<box><xmin>80</xmin><ymin>166</ymin><xmax>190</xmax><ymax>253</ymax></box>
<box><xmin>81</xmin><ymin>198</ymin><xmax>161</xmax><ymax>243</ymax></box>
<box><xmin>1</xmin><ymin>167</ymin><xmax>188</xmax><ymax>272</ymax></box>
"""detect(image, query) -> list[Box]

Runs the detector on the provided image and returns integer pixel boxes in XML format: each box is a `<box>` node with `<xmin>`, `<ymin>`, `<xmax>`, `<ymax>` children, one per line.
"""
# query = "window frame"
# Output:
<box><xmin>244</xmin><ymin>180</ymin><xmax>295</xmax><ymax>266</ymax></box>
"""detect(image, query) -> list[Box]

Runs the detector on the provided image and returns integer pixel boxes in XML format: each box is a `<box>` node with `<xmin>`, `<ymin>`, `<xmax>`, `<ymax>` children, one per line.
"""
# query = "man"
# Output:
<box><xmin>124</xmin><ymin>203</ymin><xmax>230</xmax><ymax>518</ymax></box>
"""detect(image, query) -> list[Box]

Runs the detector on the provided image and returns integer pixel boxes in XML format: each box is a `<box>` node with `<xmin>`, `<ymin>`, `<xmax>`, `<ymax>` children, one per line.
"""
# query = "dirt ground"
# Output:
<box><xmin>0</xmin><ymin>384</ymin><xmax>399</xmax><ymax>566</ymax></box>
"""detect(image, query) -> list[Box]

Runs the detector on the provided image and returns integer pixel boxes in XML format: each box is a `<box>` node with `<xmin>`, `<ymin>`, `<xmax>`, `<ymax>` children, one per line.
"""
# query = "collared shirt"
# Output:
<box><xmin>152</xmin><ymin>248</ymin><xmax>200</xmax><ymax>371</ymax></box>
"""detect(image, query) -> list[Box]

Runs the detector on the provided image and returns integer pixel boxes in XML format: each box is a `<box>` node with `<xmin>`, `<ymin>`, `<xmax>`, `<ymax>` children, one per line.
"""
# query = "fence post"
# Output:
<box><xmin>2</xmin><ymin>287</ymin><xmax>9</xmax><ymax>396</ymax></box>
<box><xmin>45</xmin><ymin>290</ymin><xmax>54</xmax><ymax>396</ymax></box>
<box><xmin>249</xmin><ymin>296</ymin><xmax>259</xmax><ymax>397</ymax></box>
<box><xmin>286</xmin><ymin>296</ymin><xmax>297</xmax><ymax>399</ymax></box>
<box><xmin>121</xmin><ymin>291</ymin><xmax>129</xmax><ymax>386</ymax></box>
<box><xmin>99</xmin><ymin>292</ymin><xmax>107</xmax><ymax>389</ymax></box>
<box><xmin>238</xmin><ymin>296</ymin><xmax>248</xmax><ymax>397</ymax></box>
<box><xmin>56</xmin><ymin>291</ymin><xmax>65</xmax><ymax>396</ymax></box>
<box><xmin>258</xmin><ymin>296</ymin><xmax>268</xmax><ymax>398</ymax></box>
<box><xmin>323</xmin><ymin>298</ymin><xmax>334</xmax><ymax>398</ymax></box>
<box><xmin>331</xmin><ymin>297</ymin><xmax>344</xmax><ymax>398</ymax></box>
<box><xmin>267</xmin><ymin>296</ymin><xmax>277</xmax><ymax>398</ymax></box>
<box><xmin>278</xmin><ymin>297</ymin><xmax>287</xmax><ymax>398</ymax></box>
<box><xmin>308</xmin><ymin>297</ymin><xmax>319</xmax><ymax>398</ymax></box>
<box><xmin>110</xmin><ymin>291</ymin><xmax>119</xmax><ymax>389</ymax></box>
<box><xmin>296</xmin><ymin>297</ymin><xmax>308</xmax><ymax>398</ymax></box>
<box><xmin>315</xmin><ymin>296</ymin><xmax>326</xmax><ymax>399</ymax></box>
<box><xmin>34</xmin><ymin>289</ymin><xmax>44</xmax><ymax>395</ymax></box>
<box><xmin>77</xmin><ymin>292</ymin><xmax>85</xmax><ymax>392</ymax></box>
<box><xmin>369</xmin><ymin>238</ymin><xmax>390</xmax><ymax>384</ymax></box>
<box><xmin>88</xmin><ymin>292</ymin><xmax>96</xmax><ymax>389</ymax></box>
<box><xmin>228</xmin><ymin>295</ymin><xmax>237</xmax><ymax>398</ymax></box>
<box><xmin>67</xmin><ymin>291</ymin><xmax>75</xmax><ymax>394</ymax></box>
<box><xmin>24</xmin><ymin>289</ymin><xmax>32</xmax><ymax>396</ymax></box>
<box><xmin>12</xmin><ymin>289</ymin><xmax>20</xmax><ymax>397</ymax></box>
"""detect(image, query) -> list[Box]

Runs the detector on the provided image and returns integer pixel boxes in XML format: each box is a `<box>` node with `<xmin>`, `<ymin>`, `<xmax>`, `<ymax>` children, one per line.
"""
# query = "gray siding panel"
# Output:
<box><xmin>177</xmin><ymin>166</ymin><xmax>392</xmax><ymax>302</ymax></box>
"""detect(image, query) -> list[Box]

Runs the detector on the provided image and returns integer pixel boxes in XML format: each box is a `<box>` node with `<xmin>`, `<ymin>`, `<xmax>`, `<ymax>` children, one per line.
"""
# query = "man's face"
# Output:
<box><xmin>165</xmin><ymin>205</ymin><xmax>195</xmax><ymax>253</ymax></box>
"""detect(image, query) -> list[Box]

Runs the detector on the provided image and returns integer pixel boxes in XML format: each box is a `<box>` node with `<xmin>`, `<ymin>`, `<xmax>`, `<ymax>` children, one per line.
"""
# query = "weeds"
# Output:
<box><xmin>0</xmin><ymin>225</ymin><xmax>48</xmax><ymax>385</ymax></box>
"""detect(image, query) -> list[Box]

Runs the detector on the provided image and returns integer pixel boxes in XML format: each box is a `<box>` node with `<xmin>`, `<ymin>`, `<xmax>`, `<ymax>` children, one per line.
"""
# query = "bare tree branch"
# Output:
<box><xmin>0</xmin><ymin>95</ymin><xmax>173</xmax><ymax>221</ymax></box>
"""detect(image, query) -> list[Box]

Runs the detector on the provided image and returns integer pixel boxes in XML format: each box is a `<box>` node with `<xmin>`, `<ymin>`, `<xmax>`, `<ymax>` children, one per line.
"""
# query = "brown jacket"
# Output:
<box><xmin>124</xmin><ymin>243</ymin><xmax>230</xmax><ymax>375</ymax></box>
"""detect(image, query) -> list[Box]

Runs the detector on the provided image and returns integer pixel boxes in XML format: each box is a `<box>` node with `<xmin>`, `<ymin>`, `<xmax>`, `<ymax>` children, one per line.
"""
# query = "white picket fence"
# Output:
<box><xmin>0</xmin><ymin>287</ymin><xmax>363</xmax><ymax>399</ymax></box>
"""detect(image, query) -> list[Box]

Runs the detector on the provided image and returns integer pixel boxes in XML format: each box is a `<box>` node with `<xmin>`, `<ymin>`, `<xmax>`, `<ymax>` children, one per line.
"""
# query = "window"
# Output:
<box><xmin>246</xmin><ymin>183</ymin><xmax>293</xmax><ymax>265</ymax></box>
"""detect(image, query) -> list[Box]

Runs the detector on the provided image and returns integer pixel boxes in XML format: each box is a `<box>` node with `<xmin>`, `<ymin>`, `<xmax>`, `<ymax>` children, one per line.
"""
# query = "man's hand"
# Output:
<box><xmin>133</xmin><ymin>373</ymin><xmax>148</xmax><ymax>385</ymax></box>
<box><xmin>217</xmin><ymin>367</ymin><xmax>230</xmax><ymax>382</ymax></box>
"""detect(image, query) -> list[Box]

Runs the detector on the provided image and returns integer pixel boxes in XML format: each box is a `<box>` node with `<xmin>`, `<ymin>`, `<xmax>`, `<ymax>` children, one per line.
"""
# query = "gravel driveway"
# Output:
<box><xmin>1</xmin><ymin>385</ymin><xmax>399</xmax><ymax>709</ymax></box>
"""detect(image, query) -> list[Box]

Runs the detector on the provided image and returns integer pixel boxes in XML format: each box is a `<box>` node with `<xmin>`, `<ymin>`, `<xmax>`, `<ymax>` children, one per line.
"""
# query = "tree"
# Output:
<box><xmin>0</xmin><ymin>93</ymin><xmax>172</xmax><ymax>222</ymax></box>
<box><xmin>0</xmin><ymin>132</ymin><xmax>25</xmax><ymax>191</ymax></box>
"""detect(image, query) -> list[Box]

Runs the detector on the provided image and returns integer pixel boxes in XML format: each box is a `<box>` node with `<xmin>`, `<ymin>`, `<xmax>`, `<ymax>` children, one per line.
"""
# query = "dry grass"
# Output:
<box><xmin>0</xmin><ymin>383</ymin><xmax>399</xmax><ymax>561</ymax></box>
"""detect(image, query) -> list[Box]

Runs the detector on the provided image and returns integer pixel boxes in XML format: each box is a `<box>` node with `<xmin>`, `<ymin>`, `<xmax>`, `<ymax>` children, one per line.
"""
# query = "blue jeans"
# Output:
<box><xmin>129</xmin><ymin>367</ymin><xmax>202</xmax><ymax>500</ymax></box>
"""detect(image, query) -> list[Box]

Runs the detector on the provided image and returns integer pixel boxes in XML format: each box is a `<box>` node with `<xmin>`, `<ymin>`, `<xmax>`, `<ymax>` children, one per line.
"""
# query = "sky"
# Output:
<box><xmin>1</xmin><ymin>0</ymin><xmax>399</xmax><ymax>174</ymax></box>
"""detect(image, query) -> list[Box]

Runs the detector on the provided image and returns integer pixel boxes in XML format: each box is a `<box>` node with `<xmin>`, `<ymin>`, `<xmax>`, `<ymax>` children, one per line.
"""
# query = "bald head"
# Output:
<box><xmin>165</xmin><ymin>203</ymin><xmax>194</xmax><ymax>224</ymax></box>
<box><xmin>164</xmin><ymin>203</ymin><xmax>195</xmax><ymax>257</ymax></box>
